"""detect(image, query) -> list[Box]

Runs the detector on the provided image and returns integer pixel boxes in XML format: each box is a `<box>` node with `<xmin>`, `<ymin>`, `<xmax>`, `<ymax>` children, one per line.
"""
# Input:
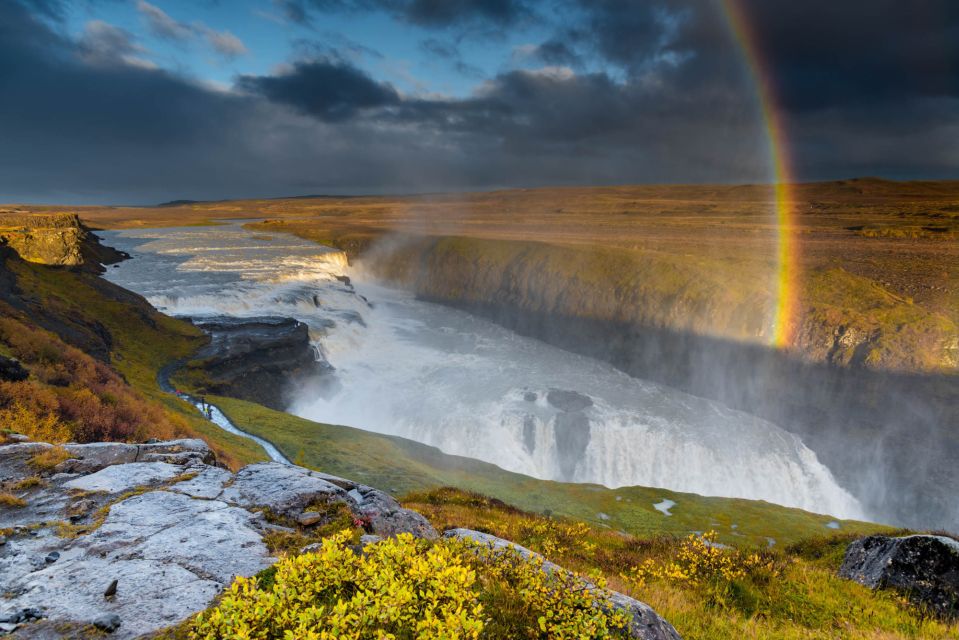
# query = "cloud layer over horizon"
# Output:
<box><xmin>1</xmin><ymin>0</ymin><xmax>957</xmax><ymax>204</ymax></box>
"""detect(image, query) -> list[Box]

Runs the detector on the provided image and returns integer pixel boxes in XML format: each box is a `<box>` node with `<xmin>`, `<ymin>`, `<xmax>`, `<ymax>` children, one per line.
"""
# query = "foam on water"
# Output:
<box><xmin>103</xmin><ymin>224</ymin><xmax>867</xmax><ymax>520</ymax></box>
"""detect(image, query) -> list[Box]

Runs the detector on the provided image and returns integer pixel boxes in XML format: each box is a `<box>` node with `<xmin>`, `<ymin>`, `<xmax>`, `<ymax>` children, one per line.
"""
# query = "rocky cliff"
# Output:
<box><xmin>359</xmin><ymin>234</ymin><xmax>957</xmax><ymax>373</ymax></box>
<box><xmin>173</xmin><ymin>316</ymin><xmax>330</xmax><ymax>411</ymax></box>
<box><xmin>353</xmin><ymin>234</ymin><xmax>959</xmax><ymax>531</ymax></box>
<box><xmin>0</xmin><ymin>212</ymin><xmax>125</xmax><ymax>272</ymax></box>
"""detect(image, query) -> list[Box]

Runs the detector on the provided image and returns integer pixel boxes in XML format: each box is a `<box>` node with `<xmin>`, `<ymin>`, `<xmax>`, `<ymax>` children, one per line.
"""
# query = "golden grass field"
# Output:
<box><xmin>19</xmin><ymin>177</ymin><xmax>953</xmax><ymax>318</ymax></box>
<box><xmin>14</xmin><ymin>177</ymin><xmax>953</xmax><ymax>372</ymax></box>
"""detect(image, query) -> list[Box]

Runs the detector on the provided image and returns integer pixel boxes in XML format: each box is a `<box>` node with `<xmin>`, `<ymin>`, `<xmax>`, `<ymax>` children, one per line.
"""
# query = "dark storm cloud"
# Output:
<box><xmin>525</xmin><ymin>38</ymin><xmax>582</xmax><ymax>68</ymax></box>
<box><xmin>1</xmin><ymin>0</ymin><xmax>957</xmax><ymax>204</ymax></box>
<box><xmin>275</xmin><ymin>0</ymin><xmax>532</xmax><ymax>28</ymax></box>
<box><xmin>420</xmin><ymin>38</ymin><xmax>485</xmax><ymax>77</ymax></box>
<box><xmin>401</xmin><ymin>0</ymin><xmax>530</xmax><ymax>27</ymax></box>
<box><xmin>521</xmin><ymin>0</ymin><xmax>959</xmax><ymax>179</ymax></box>
<box><xmin>238</xmin><ymin>60</ymin><xmax>399</xmax><ymax>121</ymax></box>
<box><xmin>0</xmin><ymin>0</ymin><xmax>257</xmax><ymax>202</ymax></box>
<box><xmin>737</xmin><ymin>0</ymin><xmax>959</xmax><ymax>111</ymax></box>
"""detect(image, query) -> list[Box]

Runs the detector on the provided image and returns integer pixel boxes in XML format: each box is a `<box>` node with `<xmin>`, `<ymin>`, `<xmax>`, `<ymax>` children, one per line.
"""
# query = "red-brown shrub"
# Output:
<box><xmin>0</xmin><ymin>316</ymin><xmax>181</xmax><ymax>443</ymax></box>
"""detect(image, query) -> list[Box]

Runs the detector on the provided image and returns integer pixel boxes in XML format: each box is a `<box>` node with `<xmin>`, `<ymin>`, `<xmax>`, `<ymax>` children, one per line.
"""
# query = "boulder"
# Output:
<box><xmin>63</xmin><ymin>462</ymin><xmax>183</xmax><ymax>494</ymax></box>
<box><xmin>840</xmin><ymin>534</ymin><xmax>959</xmax><ymax>618</ymax></box>
<box><xmin>136</xmin><ymin>438</ymin><xmax>216</xmax><ymax>466</ymax></box>
<box><xmin>220</xmin><ymin>462</ymin><xmax>437</xmax><ymax>539</ymax></box>
<box><xmin>0</xmin><ymin>491</ymin><xmax>274</xmax><ymax>640</ymax></box>
<box><xmin>444</xmin><ymin>529</ymin><xmax>681</xmax><ymax>640</ymax></box>
<box><xmin>546</xmin><ymin>388</ymin><xmax>593</xmax><ymax>412</ymax></box>
<box><xmin>0</xmin><ymin>355</ymin><xmax>28</xmax><ymax>382</ymax></box>
<box><xmin>185</xmin><ymin>316</ymin><xmax>330</xmax><ymax>410</ymax></box>
<box><xmin>546</xmin><ymin>389</ymin><xmax>593</xmax><ymax>480</ymax></box>
<box><xmin>346</xmin><ymin>483</ymin><xmax>437</xmax><ymax>540</ymax></box>
<box><xmin>219</xmin><ymin>462</ymin><xmax>347</xmax><ymax>518</ymax></box>
<box><xmin>554</xmin><ymin>411</ymin><xmax>591</xmax><ymax>480</ymax></box>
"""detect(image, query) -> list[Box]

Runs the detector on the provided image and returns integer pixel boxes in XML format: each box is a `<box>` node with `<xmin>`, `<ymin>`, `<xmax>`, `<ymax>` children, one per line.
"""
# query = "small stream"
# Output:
<box><xmin>158</xmin><ymin>365</ymin><xmax>290</xmax><ymax>464</ymax></box>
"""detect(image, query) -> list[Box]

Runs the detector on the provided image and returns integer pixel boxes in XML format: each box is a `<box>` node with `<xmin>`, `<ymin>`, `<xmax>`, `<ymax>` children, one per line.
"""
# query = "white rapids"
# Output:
<box><xmin>102</xmin><ymin>223</ymin><xmax>866</xmax><ymax>520</ymax></box>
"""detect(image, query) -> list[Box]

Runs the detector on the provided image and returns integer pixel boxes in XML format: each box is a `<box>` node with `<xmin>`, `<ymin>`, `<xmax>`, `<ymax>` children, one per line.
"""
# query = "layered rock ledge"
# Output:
<box><xmin>175</xmin><ymin>316</ymin><xmax>329</xmax><ymax>411</ymax></box>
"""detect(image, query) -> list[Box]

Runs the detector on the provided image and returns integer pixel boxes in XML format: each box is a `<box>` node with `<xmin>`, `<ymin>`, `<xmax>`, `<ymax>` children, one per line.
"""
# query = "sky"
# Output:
<box><xmin>1</xmin><ymin>0</ymin><xmax>958</xmax><ymax>204</ymax></box>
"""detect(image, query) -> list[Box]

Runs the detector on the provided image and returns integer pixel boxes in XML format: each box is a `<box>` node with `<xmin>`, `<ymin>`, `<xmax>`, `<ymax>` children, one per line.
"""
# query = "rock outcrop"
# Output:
<box><xmin>0</xmin><ymin>438</ymin><xmax>436</xmax><ymax>638</ymax></box>
<box><xmin>182</xmin><ymin>316</ymin><xmax>330</xmax><ymax>410</ymax></box>
<box><xmin>445</xmin><ymin>529</ymin><xmax>682</xmax><ymax>640</ymax></box>
<box><xmin>0</xmin><ymin>212</ymin><xmax>126</xmax><ymax>272</ymax></box>
<box><xmin>0</xmin><ymin>213</ymin><xmax>84</xmax><ymax>267</ymax></box>
<box><xmin>0</xmin><ymin>357</ymin><xmax>28</xmax><ymax>383</ymax></box>
<box><xmin>840</xmin><ymin>534</ymin><xmax>959</xmax><ymax>619</ymax></box>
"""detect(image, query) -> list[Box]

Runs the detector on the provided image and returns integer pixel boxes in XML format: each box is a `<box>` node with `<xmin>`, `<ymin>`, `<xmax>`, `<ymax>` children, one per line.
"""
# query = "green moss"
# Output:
<box><xmin>803</xmin><ymin>268</ymin><xmax>958</xmax><ymax>371</ymax></box>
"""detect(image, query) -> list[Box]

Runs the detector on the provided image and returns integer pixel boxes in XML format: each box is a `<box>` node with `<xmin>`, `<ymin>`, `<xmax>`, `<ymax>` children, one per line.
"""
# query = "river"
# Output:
<box><xmin>102</xmin><ymin>223</ymin><xmax>865</xmax><ymax>519</ymax></box>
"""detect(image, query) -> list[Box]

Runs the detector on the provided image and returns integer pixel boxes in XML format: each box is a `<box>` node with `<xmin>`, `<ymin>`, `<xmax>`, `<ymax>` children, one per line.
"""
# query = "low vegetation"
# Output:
<box><xmin>258</xmin><ymin>500</ymin><xmax>361</xmax><ymax>555</ymax></box>
<box><xmin>0</xmin><ymin>315</ymin><xmax>184</xmax><ymax>443</ymax></box>
<box><xmin>0</xmin><ymin>247</ymin><xmax>268</xmax><ymax>468</ymax></box>
<box><xmin>0</xmin><ymin>491</ymin><xmax>27</xmax><ymax>508</ymax></box>
<box><xmin>402</xmin><ymin>488</ymin><xmax>959</xmax><ymax>640</ymax></box>
<box><xmin>214</xmin><ymin>396</ymin><xmax>890</xmax><ymax>546</ymax></box>
<box><xmin>175</xmin><ymin>487</ymin><xmax>957</xmax><ymax>639</ymax></box>
<box><xmin>27</xmin><ymin>445</ymin><xmax>71</xmax><ymax>471</ymax></box>
<box><xmin>192</xmin><ymin>530</ymin><xmax>630</xmax><ymax>640</ymax></box>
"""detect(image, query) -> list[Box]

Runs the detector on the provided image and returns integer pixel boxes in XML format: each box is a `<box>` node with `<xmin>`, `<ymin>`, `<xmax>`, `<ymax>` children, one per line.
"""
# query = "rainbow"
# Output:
<box><xmin>721</xmin><ymin>0</ymin><xmax>799</xmax><ymax>349</ymax></box>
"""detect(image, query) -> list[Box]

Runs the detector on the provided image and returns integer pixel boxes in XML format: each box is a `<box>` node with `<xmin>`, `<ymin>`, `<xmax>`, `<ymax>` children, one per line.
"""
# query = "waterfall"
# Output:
<box><xmin>103</xmin><ymin>223</ymin><xmax>867</xmax><ymax>520</ymax></box>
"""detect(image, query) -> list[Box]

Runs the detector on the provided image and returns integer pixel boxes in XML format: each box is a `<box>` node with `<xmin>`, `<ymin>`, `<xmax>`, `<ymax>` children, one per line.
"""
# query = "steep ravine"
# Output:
<box><xmin>333</xmin><ymin>233</ymin><xmax>959</xmax><ymax>530</ymax></box>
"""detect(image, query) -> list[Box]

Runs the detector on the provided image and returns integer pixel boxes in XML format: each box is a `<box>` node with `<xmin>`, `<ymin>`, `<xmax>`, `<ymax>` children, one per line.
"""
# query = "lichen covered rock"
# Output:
<box><xmin>0</xmin><ymin>438</ymin><xmax>438</xmax><ymax>637</ymax></box>
<box><xmin>840</xmin><ymin>534</ymin><xmax>959</xmax><ymax>619</ymax></box>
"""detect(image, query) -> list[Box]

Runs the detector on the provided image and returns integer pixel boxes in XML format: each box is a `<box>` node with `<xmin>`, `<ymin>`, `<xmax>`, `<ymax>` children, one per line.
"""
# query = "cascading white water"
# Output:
<box><xmin>103</xmin><ymin>223</ymin><xmax>866</xmax><ymax>520</ymax></box>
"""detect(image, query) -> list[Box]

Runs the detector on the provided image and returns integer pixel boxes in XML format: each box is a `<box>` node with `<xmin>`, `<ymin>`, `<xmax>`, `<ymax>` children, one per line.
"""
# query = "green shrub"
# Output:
<box><xmin>192</xmin><ymin>530</ymin><xmax>630</xmax><ymax>639</ymax></box>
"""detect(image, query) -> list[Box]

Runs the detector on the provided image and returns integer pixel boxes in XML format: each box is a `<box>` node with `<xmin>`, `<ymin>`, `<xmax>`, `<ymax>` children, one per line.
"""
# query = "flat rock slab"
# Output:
<box><xmin>0</xmin><ymin>491</ymin><xmax>274</xmax><ymax>639</ymax></box>
<box><xmin>840</xmin><ymin>534</ymin><xmax>959</xmax><ymax>619</ymax></box>
<box><xmin>220</xmin><ymin>462</ymin><xmax>438</xmax><ymax>539</ymax></box>
<box><xmin>167</xmin><ymin>466</ymin><xmax>233</xmax><ymax>499</ymax></box>
<box><xmin>0</xmin><ymin>438</ymin><xmax>442</xmax><ymax>637</ymax></box>
<box><xmin>445</xmin><ymin>528</ymin><xmax>681</xmax><ymax>640</ymax></box>
<box><xmin>63</xmin><ymin>462</ymin><xmax>183</xmax><ymax>494</ymax></box>
<box><xmin>219</xmin><ymin>462</ymin><xmax>347</xmax><ymax>517</ymax></box>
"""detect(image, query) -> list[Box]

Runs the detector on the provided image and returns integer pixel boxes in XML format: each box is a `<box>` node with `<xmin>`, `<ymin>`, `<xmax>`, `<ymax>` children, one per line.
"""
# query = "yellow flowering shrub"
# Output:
<box><xmin>510</xmin><ymin>518</ymin><xmax>597</xmax><ymax>558</ymax></box>
<box><xmin>193</xmin><ymin>531</ymin><xmax>631</xmax><ymax>639</ymax></box>
<box><xmin>622</xmin><ymin>530</ymin><xmax>779</xmax><ymax>589</ymax></box>
<box><xmin>455</xmin><ymin>538</ymin><xmax>630</xmax><ymax>638</ymax></box>
<box><xmin>193</xmin><ymin>531</ymin><xmax>483</xmax><ymax>639</ymax></box>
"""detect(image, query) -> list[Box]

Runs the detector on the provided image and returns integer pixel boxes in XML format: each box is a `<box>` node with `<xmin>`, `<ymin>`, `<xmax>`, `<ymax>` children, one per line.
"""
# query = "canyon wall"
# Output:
<box><xmin>0</xmin><ymin>212</ymin><xmax>85</xmax><ymax>266</ymax></box>
<box><xmin>355</xmin><ymin>234</ymin><xmax>959</xmax><ymax>529</ymax></box>
<box><xmin>361</xmin><ymin>234</ymin><xmax>957</xmax><ymax>374</ymax></box>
